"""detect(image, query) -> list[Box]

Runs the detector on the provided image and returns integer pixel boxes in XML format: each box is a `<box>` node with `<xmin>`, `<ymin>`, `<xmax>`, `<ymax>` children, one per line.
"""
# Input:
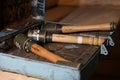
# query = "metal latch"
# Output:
<box><xmin>110</xmin><ymin>31</ymin><xmax>114</xmax><ymax>35</ymax></box>
<box><xmin>108</xmin><ymin>31</ymin><xmax>115</xmax><ymax>46</ymax></box>
<box><xmin>101</xmin><ymin>44</ymin><xmax>108</xmax><ymax>55</ymax></box>
<box><xmin>107</xmin><ymin>36</ymin><xmax>115</xmax><ymax>46</ymax></box>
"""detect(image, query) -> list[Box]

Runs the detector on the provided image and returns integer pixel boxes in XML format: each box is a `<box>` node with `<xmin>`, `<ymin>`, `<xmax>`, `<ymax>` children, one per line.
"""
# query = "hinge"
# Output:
<box><xmin>101</xmin><ymin>44</ymin><xmax>108</xmax><ymax>55</ymax></box>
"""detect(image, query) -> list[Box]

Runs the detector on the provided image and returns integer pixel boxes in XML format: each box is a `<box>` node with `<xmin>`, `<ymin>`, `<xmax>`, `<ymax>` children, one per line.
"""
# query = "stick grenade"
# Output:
<box><xmin>28</xmin><ymin>30</ymin><xmax>106</xmax><ymax>46</ymax></box>
<box><xmin>14</xmin><ymin>34</ymin><xmax>81</xmax><ymax>68</ymax></box>
<box><xmin>41</xmin><ymin>22</ymin><xmax>116</xmax><ymax>33</ymax></box>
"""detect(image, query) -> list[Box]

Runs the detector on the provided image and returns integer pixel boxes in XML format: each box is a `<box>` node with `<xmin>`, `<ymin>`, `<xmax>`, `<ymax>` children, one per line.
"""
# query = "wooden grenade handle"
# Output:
<box><xmin>31</xmin><ymin>43</ymin><xmax>69</xmax><ymax>63</ymax></box>
<box><xmin>62</xmin><ymin>23</ymin><xmax>112</xmax><ymax>33</ymax></box>
<box><xmin>52</xmin><ymin>34</ymin><xmax>105</xmax><ymax>46</ymax></box>
<box><xmin>14</xmin><ymin>34</ymin><xmax>81</xmax><ymax>68</ymax></box>
<box><xmin>31</xmin><ymin>44</ymin><xmax>81</xmax><ymax>69</ymax></box>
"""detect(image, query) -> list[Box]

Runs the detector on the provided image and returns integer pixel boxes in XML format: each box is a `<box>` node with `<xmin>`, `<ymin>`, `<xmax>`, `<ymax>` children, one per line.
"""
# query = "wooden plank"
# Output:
<box><xmin>45</xmin><ymin>6</ymin><xmax>76</xmax><ymax>21</ymax></box>
<box><xmin>80</xmin><ymin>0</ymin><xmax>120</xmax><ymax>6</ymax></box>
<box><xmin>44</xmin><ymin>43</ymin><xmax>98</xmax><ymax>64</ymax></box>
<box><xmin>0</xmin><ymin>53</ymin><xmax>80</xmax><ymax>80</ymax></box>
<box><xmin>0</xmin><ymin>70</ymin><xmax>41</xmax><ymax>80</ymax></box>
<box><xmin>58</xmin><ymin>0</ymin><xmax>120</xmax><ymax>6</ymax></box>
<box><xmin>58</xmin><ymin>0</ymin><xmax>81</xmax><ymax>6</ymax></box>
<box><xmin>60</xmin><ymin>6</ymin><xmax>120</xmax><ymax>25</ymax></box>
<box><xmin>46</xmin><ymin>0</ymin><xmax>59</xmax><ymax>9</ymax></box>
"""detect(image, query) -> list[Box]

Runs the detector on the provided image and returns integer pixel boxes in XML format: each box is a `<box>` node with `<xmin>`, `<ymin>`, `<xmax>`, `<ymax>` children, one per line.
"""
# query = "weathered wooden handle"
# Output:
<box><xmin>52</xmin><ymin>34</ymin><xmax>105</xmax><ymax>46</ymax></box>
<box><xmin>31</xmin><ymin>44</ymin><xmax>81</xmax><ymax>68</ymax></box>
<box><xmin>14</xmin><ymin>34</ymin><xmax>69</xmax><ymax>63</ymax></box>
<box><xmin>62</xmin><ymin>23</ymin><xmax>112</xmax><ymax>33</ymax></box>
<box><xmin>31</xmin><ymin>44</ymin><xmax>69</xmax><ymax>63</ymax></box>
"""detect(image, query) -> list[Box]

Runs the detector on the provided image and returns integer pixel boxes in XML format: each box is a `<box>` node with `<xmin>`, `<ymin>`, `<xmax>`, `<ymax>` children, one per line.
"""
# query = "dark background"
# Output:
<box><xmin>90</xmin><ymin>23</ymin><xmax>120</xmax><ymax>80</ymax></box>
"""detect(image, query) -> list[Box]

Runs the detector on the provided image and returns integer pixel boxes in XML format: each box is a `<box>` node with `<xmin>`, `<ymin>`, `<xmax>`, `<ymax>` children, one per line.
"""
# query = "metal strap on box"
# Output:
<box><xmin>101</xmin><ymin>31</ymin><xmax>115</xmax><ymax>55</ymax></box>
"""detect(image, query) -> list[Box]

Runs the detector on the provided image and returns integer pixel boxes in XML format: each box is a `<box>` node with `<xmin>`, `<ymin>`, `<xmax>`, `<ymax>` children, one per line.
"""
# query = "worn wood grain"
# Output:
<box><xmin>60</xmin><ymin>6</ymin><xmax>120</xmax><ymax>25</ymax></box>
<box><xmin>58</xmin><ymin>0</ymin><xmax>81</xmax><ymax>6</ymax></box>
<box><xmin>45</xmin><ymin>6</ymin><xmax>76</xmax><ymax>21</ymax></box>
<box><xmin>58</xmin><ymin>0</ymin><xmax>120</xmax><ymax>6</ymax></box>
<box><xmin>80</xmin><ymin>0</ymin><xmax>120</xmax><ymax>6</ymax></box>
<box><xmin>46</xmin><ymin>0</ymin><xmax>59</xmax><ymax>9</ymax></box>
<box><xmin>0</xmin><ymin>70</ymin><xmax>42</xmax><ymax>80</ymax></box>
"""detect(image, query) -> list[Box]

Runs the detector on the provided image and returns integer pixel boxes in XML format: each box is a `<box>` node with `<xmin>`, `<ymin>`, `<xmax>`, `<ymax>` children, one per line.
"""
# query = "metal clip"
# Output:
<box><xmin>101</xmin><ymin>44</ymin><xmax>108</xmax><ymax>55</ymax></box>
<box><xmin>110</xmin><ymin>31</ymin><xmax>114</xmax><ymax>35</ymax></box>
<box><xmin>108</xmin><ymin>36</ymin><xmax>115</xmax><ymax>46</ymax></box>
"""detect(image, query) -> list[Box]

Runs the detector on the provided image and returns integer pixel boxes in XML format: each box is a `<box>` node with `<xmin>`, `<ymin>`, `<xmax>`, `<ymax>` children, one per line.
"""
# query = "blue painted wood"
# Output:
<box><xmin>0</xmin><ymin>53</ymin><xmax>80</xmax><ymax>80</ymax></box>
